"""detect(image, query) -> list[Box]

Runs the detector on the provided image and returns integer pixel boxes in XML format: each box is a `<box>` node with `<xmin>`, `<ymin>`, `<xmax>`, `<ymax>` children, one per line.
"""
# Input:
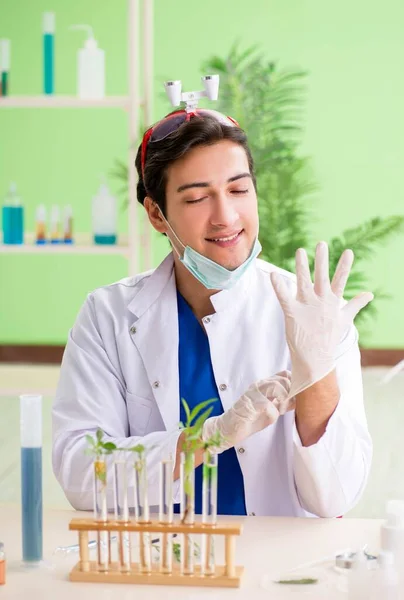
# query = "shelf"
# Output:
<box><xmin>0</xmin><ymin>96</ymin><xmax>131</xmax><ymax>110</ymax></box>
<box><xmin>0</xmin><ymin>233</ymin><xmax>129</xmax><ymax>256</ymax></box>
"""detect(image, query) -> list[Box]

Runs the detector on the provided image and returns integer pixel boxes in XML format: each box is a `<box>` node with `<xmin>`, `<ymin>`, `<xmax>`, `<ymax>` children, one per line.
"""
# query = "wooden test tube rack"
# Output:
<box><xmin>68</xmin><ymin>518</ymin><xmax>244</xmax><ymax>588</ymax></box>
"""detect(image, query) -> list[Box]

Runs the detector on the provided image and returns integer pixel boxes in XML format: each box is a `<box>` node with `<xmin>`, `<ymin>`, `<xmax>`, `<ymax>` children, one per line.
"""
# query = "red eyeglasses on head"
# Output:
<box><xmin>140</xmin><ymin>108</ymin><xmax>239</xmax><ymax>177</ymax></box>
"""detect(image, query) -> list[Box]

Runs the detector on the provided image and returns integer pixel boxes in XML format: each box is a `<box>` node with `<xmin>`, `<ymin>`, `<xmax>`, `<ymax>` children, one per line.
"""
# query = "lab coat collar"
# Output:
<box><xmin>127</xmin><ymin>251</ymin><xmax>257</xmax><ymax>318</ymax></box>
<box><xmin>209</xmin><ymin>260</ymin><xmax>256</xmax><ymax>313</ymax></box>
<box><xmin>127</xmin><ymin>253</ymin><xmax>175</xmax><ymax>319</ymax></box>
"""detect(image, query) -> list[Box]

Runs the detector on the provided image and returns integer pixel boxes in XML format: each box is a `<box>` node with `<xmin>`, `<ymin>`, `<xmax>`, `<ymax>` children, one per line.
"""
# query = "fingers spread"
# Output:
<box><xmin>295</xmin><ymin>248</ymin><xmax>313</xmax><ymax>302</ymax></box>
<box><xmin>270</xmin><ymin>272</ymin><xmax>293</xmax><ymax>311</ymax></box>
<box><xmin>314</xmin><ymin>241</ymin><xmax>331</xmax><ymax>296</ymax></box>
<box><xmin>343</xmin><ymin>291</ymin><xmax>374</xmax><ymax>322</ymax></box>
<box><xmin>331</xmin><ymin>249</ymin><xmax>354</xmax><ymax>297</ymax></box>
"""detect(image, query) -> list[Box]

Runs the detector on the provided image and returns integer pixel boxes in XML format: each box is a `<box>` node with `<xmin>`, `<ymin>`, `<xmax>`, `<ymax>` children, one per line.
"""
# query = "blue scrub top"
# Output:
<box><xmin>174</xmin><ymin>291</ymin><xmax>247</xmax><ymax>516</ymax></box>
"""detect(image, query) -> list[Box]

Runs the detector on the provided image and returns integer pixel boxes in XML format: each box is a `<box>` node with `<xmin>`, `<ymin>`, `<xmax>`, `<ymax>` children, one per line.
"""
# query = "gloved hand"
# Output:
<box><xmin>202</xmin><ymin>370</ymin><xmax>294</xmax><ymax>453</ymax></box>
<box><xmin>270</xmin><ymin>241</ymin><xmax>374</xmax><ymax>399</ymax></box>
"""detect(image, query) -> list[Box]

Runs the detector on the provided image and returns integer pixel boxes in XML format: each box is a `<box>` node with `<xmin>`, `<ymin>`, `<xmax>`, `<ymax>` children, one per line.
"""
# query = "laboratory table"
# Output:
<box><xmin>0</xmin><ymin>504</ymin><xmax>383</xmax><ymax>599</ymax></box>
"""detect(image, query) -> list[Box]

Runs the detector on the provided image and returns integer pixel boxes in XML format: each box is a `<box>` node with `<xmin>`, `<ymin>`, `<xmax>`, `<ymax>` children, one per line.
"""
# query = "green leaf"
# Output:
<box><xmin>96</xmin><ymin>429</ymin><xmax>104</xmax><ymax>443</ymax></box>
<box><xmin>129</xmin><ymin>444</ymin><xmax>146</xmax><ymax>454</ymax></box>
<box><xmin>85</xmin><ymin>434</ymin><xmax>96</xmax><ymax>446</ymax></box>
<box><xmin>190</xmin><ymin>406</ymin><xmax>214</xmax><ymax>433</ymax></box>
<box><xmin>189</xmin><ymin>398</ymin><xmax>217</xmax><ymax>425</ymax></box>
<box><xmin>181</xmin><ymin>398</ymin><xmax>191</xmax><ymax>425</ymax></box>
<box><xmin>102</xmin><ymin>442</ymin><xmax>117</xmax><ymax>451</ymax></box>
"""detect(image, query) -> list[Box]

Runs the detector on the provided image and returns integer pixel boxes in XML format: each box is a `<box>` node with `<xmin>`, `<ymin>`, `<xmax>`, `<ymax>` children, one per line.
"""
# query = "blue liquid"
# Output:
<box><xmin>13</xmin><ymin>206</ymin><xmax>24</xmax><ymax>244</ymax></box>
<box><xmin>21</xmin><ymin>447</ymin><xmax>43</xmax><ymax>562</ymax></box>
<box><xmin>2</xmin><ymin>206</ymin><xmax>14</xmax><ymax>243</ymax></box>
<box><xmin>43</xmin><ymin>34</ymin><xmax>54</xmax><ymax>94</ymax></box>
<box><xmin>2</xmin><ymin>206</ymin><xmax>24</xmax><ymax>244</ymax></box>
<box><xmin>94</xmin><ymin>234</ymin><xmax>117</xmax><ymax>245</ymax></box>
<box><xmin>1</xmin><ymin>71</ymin><xmax>8</xmax><ymax>96</ymax></box>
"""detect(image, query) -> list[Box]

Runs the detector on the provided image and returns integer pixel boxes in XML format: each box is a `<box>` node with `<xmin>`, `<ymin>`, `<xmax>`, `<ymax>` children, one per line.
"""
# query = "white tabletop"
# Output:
<box><xmin>1</xmin><ymin>505</ymin><xmax>383</xmax><ymax>599</ymax></box>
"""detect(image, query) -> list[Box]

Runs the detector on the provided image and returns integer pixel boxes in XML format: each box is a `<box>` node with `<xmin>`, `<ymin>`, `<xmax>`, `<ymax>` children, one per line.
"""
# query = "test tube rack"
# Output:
<box><xmin>68</xmin><ymin>518</ymin><xmax>244</xmax><ymax>588</ymax></box>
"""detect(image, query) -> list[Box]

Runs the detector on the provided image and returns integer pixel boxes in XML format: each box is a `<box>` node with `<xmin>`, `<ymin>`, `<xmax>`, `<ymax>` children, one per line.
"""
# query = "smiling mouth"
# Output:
<box><xmin>206</xmin><ymin>230</ymin><xmax>243</xmax><ymax>243</ymax></box>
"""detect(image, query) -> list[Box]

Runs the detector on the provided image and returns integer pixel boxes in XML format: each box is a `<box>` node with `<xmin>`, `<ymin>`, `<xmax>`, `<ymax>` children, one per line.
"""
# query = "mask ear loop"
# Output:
<box><xmin>155</xmin><ymin>204</ymin><xmax>186</xmax><ymax>259</ymax></box>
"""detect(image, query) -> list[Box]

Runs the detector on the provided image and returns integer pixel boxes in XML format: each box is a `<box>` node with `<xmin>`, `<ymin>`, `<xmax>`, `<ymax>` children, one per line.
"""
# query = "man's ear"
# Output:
<box><xmin>144</xmin><ymin>197</ymin><xmax>167</xmax><ymax>234</ymax></box>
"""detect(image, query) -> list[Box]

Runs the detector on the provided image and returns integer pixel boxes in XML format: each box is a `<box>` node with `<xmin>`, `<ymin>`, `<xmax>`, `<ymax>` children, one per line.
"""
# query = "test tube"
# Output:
<box><xmin>50</xmin><ymin>205</ymin><xmax>61</xmax><ymax>244</ymax></box>
<box><xmin>180</xmin><ymin>452</ymin><xmax>195</xmax><ymax>575</ymax></box>
<box><xmin>159</xmin><ymin>456</ymin><xmax>174</xmax><ymax>574</ymax></box>
<box><xmin>63</xmin><ymin>205</ymin><xmax>73</xmax><ymax>244</ymax></box>
<box><xmin>43</xmin><ymin>13</ymin><xmax>55</xmax><ymax>94</ymax></box>
<box><xmin>201</xmin><ymin>452</ymin><xmax>218</xmax><ymax>575</ymax></box>
<box><xmin>133</xmin><ymin>456</ymin><xmax>151</xmax><ymax>573</ymax></box>
<box><xmin>93</xmin><ymin>457</ymin><xmax>109</xmax><ymax>571</ymax></box>
<box><xmin>113</xmin><ymin>457</ymin><xmax>131</xmax><ymax>572</ymax></box>
<box><xmin>0</xmin><ymin>39</ymin><xmax>10</xmax><ymax>96</ymax></box>
<box><xmin>20</xmin><ymin>395</ymin><xmax>43</xmax><ymax>565</ymax></box>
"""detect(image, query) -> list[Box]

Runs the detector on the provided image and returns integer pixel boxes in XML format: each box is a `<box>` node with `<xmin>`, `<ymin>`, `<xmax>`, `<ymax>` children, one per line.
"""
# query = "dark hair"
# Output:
<box><xmin>135</xmin><ymin>114</ymin><xmax>256</xmax><ymax>216</ymax></box>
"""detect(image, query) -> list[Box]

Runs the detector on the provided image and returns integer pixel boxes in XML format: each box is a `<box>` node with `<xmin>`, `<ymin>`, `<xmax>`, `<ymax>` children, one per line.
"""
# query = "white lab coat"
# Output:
<box><xmin>52</xmin><ymin>252</ymin><xmax>372</xmax><ymax>518</ymax></box>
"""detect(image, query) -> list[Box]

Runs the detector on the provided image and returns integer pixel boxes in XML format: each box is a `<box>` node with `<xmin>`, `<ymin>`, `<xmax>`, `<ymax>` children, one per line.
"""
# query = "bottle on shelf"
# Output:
<box><xmin>92</xmin><ymin>178</ymin><xmax>117</xmax><ymax>245</ymax></box>
<box><xmin>35</xmin><ymin>205</ymin><xmax>47</xmax><ymax>245</ymax></box>
<box><xmin>63</xmin><ymin>205</ymin><xmax>73</xmax><ymax>244</ymax></box>
<box><xmin>2</xmin><ymin>183</ymin><xmax>24</xmax><ymax>245</ymax></box>
<box><xmin>43</xmin><ymin>12</ymin><xmax>55</xmax><ymax>95</ymax></box>
<box><xmin>0</xmin><ymin>39</ymin><xmax>10</xmax><ymax>96</ymax></box>
<box><xmin>70</xmin><ymin>25</ymin><xmax>105</xmax><ymax>100</ymax></box>
<box><xmin>50</xmin><ymin>205</ymin><xmax>61</xmax><ymax>244</ymax></box>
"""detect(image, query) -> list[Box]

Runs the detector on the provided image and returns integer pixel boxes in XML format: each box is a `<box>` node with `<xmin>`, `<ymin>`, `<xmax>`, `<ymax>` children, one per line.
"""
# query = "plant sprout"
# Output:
<box><xmin>85</xmin><ymin>429</ymin><xmax>117</xmax><ymax>484</ymax></box>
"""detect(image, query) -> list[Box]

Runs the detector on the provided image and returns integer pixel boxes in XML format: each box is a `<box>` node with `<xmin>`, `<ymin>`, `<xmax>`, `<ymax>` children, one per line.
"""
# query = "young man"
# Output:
<box><xmin>52</xmin><ymin>109</ymin><xmax>373</xmax><ymax>517</ymax></box>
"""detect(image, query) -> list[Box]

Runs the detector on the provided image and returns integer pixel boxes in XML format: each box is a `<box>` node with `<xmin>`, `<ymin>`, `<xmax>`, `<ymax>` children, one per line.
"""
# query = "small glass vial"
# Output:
<box><xmin>0</xmin><ymin>542</ymin><xmax>6</xmax><ymax>585</ymax></box>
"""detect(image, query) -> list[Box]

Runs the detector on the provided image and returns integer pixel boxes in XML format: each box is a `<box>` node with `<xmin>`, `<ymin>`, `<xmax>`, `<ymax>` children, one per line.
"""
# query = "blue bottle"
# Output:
<box><xmin>2</xmin><ymin>183</ymin><xmax>24</xmax><ymax>244</ymax></box>
<box><xmin>43</xmin><ymin>13</ymin><xmax>55</xmax><ymax>94</ymax></box>
<box><xmin>2</xmin><ymin>204</ymin><xmax>13</xmax><ymax>244</ymax></box>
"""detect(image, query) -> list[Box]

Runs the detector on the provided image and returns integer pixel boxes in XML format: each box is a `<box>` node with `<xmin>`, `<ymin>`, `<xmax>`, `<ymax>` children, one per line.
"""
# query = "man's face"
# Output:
<box><xmin>164</xmin><ymin>140</ymin><xmax>259</xmax><ymax>271</ymax></box>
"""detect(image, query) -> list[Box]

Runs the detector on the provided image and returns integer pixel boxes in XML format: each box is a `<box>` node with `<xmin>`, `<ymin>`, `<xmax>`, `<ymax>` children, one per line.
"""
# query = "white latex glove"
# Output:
<box><xmin>270</xmin><ymin>241</ymin><xmax>374</xmax><ymax>399</ymax></box>
<box><xmin>202</xmin><ymin>370</ymin><xmax>294</xmax><ymax>454</ymax></box>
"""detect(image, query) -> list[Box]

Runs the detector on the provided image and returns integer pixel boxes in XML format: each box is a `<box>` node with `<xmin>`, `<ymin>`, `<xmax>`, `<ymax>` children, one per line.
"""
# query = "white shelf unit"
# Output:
<box><xmin>0</xmin><ymin>233</ymin><xmax>130</xmax><ymax>256</ymax></box>
<box><xmin>0</xmin><ymin>96</ymin><xmax>132</xmax><ymax>109</ymax></box>
<box><xmin>0</xmin><ymin>0</ymin><xmax>153</xmax><ymax>275</ymax></box>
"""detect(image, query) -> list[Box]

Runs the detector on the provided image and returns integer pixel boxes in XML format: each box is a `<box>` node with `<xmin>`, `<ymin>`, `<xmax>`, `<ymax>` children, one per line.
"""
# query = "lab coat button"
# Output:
<box><xmin>219</xmin><ymin>384</ymin><xmax>227</xmax><ymax>391</ymax></box>
<box><xmin>238</xmin><ymin>447</ymin><xmax>245</xmax><ymax>454</ymax></box>
<box><xmin>203</xmin><ymin>317</ymin><xmax>211</xmax><ymax>324</ymax></box>
<box><xmin>152</xmin><ymin>381</ymin><xmax>160</xmax><ymax>389</ymax></box>
<box><xmin>130</xmin><ymin>326</ymin><xmax>137</xmax><ymax>334</ymax></box>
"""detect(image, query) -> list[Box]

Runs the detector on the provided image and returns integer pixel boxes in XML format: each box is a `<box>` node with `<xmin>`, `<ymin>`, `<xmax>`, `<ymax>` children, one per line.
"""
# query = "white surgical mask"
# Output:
<box><xmin>159</xmin><ymin>208</ymin><xmax>261</xmax><ymax>290</ymax></box>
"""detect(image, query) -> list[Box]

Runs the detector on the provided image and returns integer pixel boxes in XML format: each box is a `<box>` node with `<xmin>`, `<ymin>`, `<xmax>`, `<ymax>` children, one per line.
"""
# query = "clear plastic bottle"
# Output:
<box><xmin>370</xmin><ymin>551</ymin><xmax>400</xmax><ymax>600</ymax></box>
<box><xmin>70</xmin><ymin>25</ymin><xmax>105</xmax><ymax>99</ymax></box>
<box><xmin>381</xmin><ymin>500</ymin><xmax>404</xmax><ymax>572</ymax></box>
<box><xmin>92</xmin><ymin>180</ymin><xmax>117</xmax><ymax>245</ymax></box>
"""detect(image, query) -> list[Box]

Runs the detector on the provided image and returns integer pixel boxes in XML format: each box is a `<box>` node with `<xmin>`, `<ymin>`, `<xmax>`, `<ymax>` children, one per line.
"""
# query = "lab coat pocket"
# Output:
<box><xmin>125</xmin><ymin>391</ymin><xmax>153</xmax><ymax>437</ymax></box>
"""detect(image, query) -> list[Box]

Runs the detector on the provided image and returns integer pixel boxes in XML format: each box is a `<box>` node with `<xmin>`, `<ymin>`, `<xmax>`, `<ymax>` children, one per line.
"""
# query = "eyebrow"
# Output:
<box><xmin>176</xmin><ymin>172</ymin><xmax>252</xmax><ymax>193</ymax></box>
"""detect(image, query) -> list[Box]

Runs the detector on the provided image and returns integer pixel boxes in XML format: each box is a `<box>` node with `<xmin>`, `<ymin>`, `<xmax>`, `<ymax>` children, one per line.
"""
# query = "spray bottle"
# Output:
<box><xmin>70</xmin><ymin>25</ymin><xmax>105</xmax><ymax>99</ymax></box>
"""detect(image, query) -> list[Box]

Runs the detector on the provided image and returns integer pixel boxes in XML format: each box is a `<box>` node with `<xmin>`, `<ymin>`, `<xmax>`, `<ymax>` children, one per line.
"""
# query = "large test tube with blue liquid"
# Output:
<box><xmin>20</xmin><ymin>394</ymin><xmax>43</xmax><ymax>564</ymax></box>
